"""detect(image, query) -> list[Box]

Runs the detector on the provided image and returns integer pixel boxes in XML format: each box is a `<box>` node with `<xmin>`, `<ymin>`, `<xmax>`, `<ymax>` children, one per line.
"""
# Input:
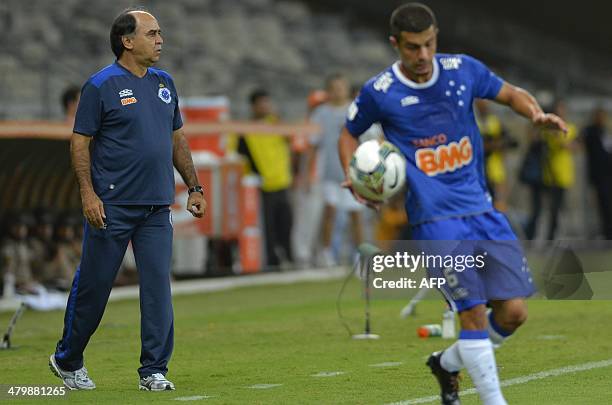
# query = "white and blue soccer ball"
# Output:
<box><xmin>349</xmin><ymin>140</ymin><xmax>406</xmax><ymax>202</ymax></box>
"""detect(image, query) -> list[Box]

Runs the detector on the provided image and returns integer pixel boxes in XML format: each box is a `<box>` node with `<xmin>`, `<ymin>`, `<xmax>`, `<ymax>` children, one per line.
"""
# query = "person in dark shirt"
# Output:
<box><xmin>582</xmin><ymin>107</ymin><xmax>612</xmax><ymax>239</ymax></box>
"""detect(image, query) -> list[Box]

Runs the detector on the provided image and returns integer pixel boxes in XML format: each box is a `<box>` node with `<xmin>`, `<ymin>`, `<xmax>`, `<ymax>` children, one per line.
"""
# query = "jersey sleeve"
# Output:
<box><xmin>73</xmin><ymin>82</ymin><xmax>102</xmax><ymax>137</ymax></box>
<box><xmin>171</xmin><ymin>81</ymin><xmax>183</xmax><ymax>131</ymax></box>
<box><xmin>464</xmin><ymin>55</ymin><xmax>504</xmax><ymax>100</ymax></box>
<box><xmin>345</xmin><ymin>84</ymin><xmax>381</xmax><ymax>138</ymax></box>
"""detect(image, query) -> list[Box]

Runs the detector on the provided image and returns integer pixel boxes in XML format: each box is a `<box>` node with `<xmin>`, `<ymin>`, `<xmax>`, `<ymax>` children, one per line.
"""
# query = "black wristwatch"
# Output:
<box><xmin>188</xmin><ymin>185</ymin><xmax>204</xmax><ymax>196</ymax></box>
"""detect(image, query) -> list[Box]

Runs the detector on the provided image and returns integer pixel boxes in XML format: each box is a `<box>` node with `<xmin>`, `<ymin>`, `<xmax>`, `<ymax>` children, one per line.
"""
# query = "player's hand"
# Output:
<box><xmin>81</xmin><ymin>190</ymin><xmax>106</xmax><ymax>229</ymax></box>
<box><xmin>532</xmin><ymin>112</ymin><xmax>568</xmax><ymax>134</ymax></box>
<box><xmin>341</xmin><ymin>179</ymin><xmax>381</xmax><ymax>211</ymax></box>
<box><xmin>187</xmin><ymin>191</ymin><xmax>207</xmax><ymax>218</ymax></box>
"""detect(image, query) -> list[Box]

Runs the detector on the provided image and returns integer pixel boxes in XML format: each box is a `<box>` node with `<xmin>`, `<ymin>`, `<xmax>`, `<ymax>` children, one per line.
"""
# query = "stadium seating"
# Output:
<box><xmin>0</xmin><ymin>0</ymin><xmax>609</xmax><ymax>121</ymax></box>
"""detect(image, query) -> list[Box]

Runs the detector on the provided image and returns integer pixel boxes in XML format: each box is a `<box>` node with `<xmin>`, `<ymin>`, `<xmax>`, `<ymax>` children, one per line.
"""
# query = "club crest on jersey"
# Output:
<box><xmin>158</xmin><ymin>87</ymin><xmax>172</xmax><ymax>104</ymax></box>
<box><xmin>373</xmin><ymin>72</ymin><xmax>393</xmax><ymax>93</ymax></box>
<box><xmin>415</xmin><ymin>136</ymin><xmax>473</xmax><ymax>177</ymax></box>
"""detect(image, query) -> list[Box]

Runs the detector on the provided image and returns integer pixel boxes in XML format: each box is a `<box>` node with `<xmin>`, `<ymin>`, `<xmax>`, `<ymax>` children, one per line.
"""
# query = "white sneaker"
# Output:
<box><xmin>49</xmin><ymin>354</ymin><xmax>96</xmax><ymax>390</ymax></box>
<box><xmin>139</xmin><ymin>373</ymin><xmax>175</xmax><ymax>391</ymax></box>
<box><xmin>318</xmin><ymin>248</ymin><xmax>337</xmax><ymax>268</ymax></box>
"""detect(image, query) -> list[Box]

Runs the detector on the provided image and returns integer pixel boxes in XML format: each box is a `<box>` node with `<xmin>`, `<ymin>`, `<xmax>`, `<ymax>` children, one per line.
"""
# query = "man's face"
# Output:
<box><xmin>327</xmin><ymin>78</ymin><xmax>350</xmax><ymax>103</ymax></box>
<box><xmin>252</xmin><ymin>96</ymin><xmax>273</xmax><ymax>118</ymax></box>
<box><xmin>390</xmin><ymin>25</ymin><xmax>437</xmax><ymax>79</ymax></box>
<box><xmin>123</xmin><ymin>12</ymin><xmax>163</xmax><ymax>65</ymax></box>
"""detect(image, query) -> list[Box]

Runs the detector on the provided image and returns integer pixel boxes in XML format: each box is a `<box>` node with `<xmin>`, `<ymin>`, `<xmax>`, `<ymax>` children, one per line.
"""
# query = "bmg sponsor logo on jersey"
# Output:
<box><xmin>415</xmin><ymin>135</ymin><xmax>473</xmax><ymax>176</ymax></box>
<box><xmin>121</xmin><ymin>96</ymin><xmax>137</xmax><ymax>106</ymax></box>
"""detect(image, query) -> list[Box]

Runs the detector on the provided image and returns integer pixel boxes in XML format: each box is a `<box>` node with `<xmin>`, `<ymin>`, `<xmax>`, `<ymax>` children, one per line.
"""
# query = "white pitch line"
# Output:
<box><xmin>311</xmin><ymin>371</ymin><xmax>346</xmax><ymax>377</ymax></box>
<box><xmin>537</xmin><ymin>334</ymin><xmax>566</xmax><ymax>340</ymax></box>
<box><xmin>173</xmin><ymin>395</ymin><xmax>213</xmax><ymax>401</ymax></box>
<box><xmin>247</xmin><ymin>383</ymin><xmax>283</xmax><ymax>389</ymax></box>
<box><xmin>370</xmin><ymin>362</ymin><xmax>404</xmax><ymax>368</ymax></box>
<box><xmin>387</xmin><ymin>358</ymin><xmax>612</xmax><ymax>405</ymax></box>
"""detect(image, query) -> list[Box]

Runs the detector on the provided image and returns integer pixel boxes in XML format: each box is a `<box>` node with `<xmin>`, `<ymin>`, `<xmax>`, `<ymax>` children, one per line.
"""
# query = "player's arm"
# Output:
<box><xmin>71</xmin><ymin>132</ymin><xmax>105</xmax><ymax>229</ymax></box>
<box><xmin>495</xmin><ymin>82</ymin><xmax>567</xmax><ymax>133</ymax></box>
<box><xmin>339</xmin><ymin>127</ymin><xmax>381</xmax><ymax>210</ymax></box>
<box><xmin>172</xmin><ymin>128</ymin><xmax>206</xmax><ymax>218</ymax></box>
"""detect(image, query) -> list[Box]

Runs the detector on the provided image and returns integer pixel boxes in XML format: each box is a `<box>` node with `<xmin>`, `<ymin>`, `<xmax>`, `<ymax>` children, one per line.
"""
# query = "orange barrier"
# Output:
<box><xmin>0</xmin><ymin>121</ymin><xmax>319</xmax><ymax>139</ymax></box>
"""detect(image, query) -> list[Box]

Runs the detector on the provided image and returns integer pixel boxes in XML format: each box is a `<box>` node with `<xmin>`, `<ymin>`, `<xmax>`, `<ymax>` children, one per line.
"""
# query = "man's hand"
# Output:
<box><xmin>187</xmin><ymin>192</ymin><xmax>207</xmax><ymax>218</ymax></box>
<box><xmin>341</xmin><ymin>179</ymin><xmax>381</xmax><ymax>211</ymax></box>
<box><xmin>81</xmin><ymin>190</ymin><xmax>106</xmax><ymax>229</ymax></box>
<box><xmin>532</xmin><ymin>112</ymin><xmax>568</xmax><ymax>133</ymax></box>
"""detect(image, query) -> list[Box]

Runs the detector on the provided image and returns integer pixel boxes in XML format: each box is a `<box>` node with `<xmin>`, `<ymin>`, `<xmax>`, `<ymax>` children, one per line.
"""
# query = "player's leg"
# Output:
<box><xmin>524</xmin><ymin>184</ymin><xmax>542</xmax><ymax>239</ymax></box>
<box><xmin>53</xmin><ymin>206</ymin><xmax>132</xmax><ymax>374</ymax></box>
<box><xmin>547</xmin><ymin>187</ymin><xmax>564</xmax><ymax>240</ymax></box>
<box><xmin>487</xmin><ymin>298</ymin><xmax>528</xmax><ymax>347</ymax></box>
<box><xmin>131</xmin><ymin>206</ymin><xmax>174</xmax><ymax>380</ymax></box>
<box><xmin>319</xmin><ymin>182</ymin><xmax>338</xmax><ymax>266</ymax></box>
<box><xmin>457</xmin><ymin>303</ymin><xmax>507</xmax><ymax>404</ymax></box>
<box><xmin>275</xmin><ymin>189</ymin><xmax>294</xmax><ymax>263</ymax></box>
<box><xmin>431</xmin><ymin>301</ymin><xmax>506</xmax><ymax>405</ymax></box>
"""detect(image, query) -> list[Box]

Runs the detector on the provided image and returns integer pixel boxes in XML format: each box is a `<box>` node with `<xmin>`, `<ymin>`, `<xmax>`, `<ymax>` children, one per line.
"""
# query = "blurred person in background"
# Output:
<box><xmin>60</xmin><ymin>85</ymin><xmax>81</xmax><ymax>123</ymax></box>
<box><xmin>291</xmin><ymin>89</ymin><xmax>328</xmax><ymax>266</ymax></box>
<box><xmin>50</xmin><ymin>8</ymin><xmax>206</xmax><ymax>391</ymax></box>
<box><xmin>51</xmin><ymin>215</ymin><xmax>81</xmax><ymax>290</ymax></box>
<box><xmin>29</xmin><ymin>210</ymin><xmax>61</xmax><ymax>288</ymax></box>
<box><xmin>1</xmin><ymin>213</ymin><xmax>40</xmax><ymax>296</ymax></box>
<box><xmin>524</xmin><ymin>100</ymin><xmax>577</xmax><ymax>240</ymax></box>
<box><xmin>475</xmin><ymin>99</ymin><xmax>518</xmax><ymax>212</ymax></box>
<box><xmin>309</xmin><ymin>74</ymin><xmax>364</xmax><ymax>266</ymax></box>
<box><xmin>582</xmin><ymin>107</ymin><xmax>612</xmax><ymax>239</ymax></box>
<box><xmin>374</xmin><ymin>192</ymin><xmax>409</xmax><ymax>251</ymax></box>
<box><xmin>237</xmin><ymin>89</ymin><xmax>294</xmax><ymax>269</ymax></box>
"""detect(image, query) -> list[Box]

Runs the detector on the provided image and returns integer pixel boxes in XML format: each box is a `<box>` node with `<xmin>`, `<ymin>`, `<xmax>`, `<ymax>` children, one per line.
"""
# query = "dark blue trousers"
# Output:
<box><xmin>54</xmin><ymin>205</ymin><xmax>174</xmax><ymax>378</ymax></box>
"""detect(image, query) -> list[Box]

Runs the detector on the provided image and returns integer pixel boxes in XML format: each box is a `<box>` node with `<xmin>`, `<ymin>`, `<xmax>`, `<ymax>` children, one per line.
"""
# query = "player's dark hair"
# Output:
<box><xmin>390</xmin><ymin>3</ymin><xmax>437</xmax><ymax>39</ymax></box>
<box><xmin>249</xmin><ymin>89</ymin><xmax>269</xmax><ymax>105</ymax></box>
<box><xmin>110</xmin><ymin>7</ymin><xmax>148</xmax><ymax>59</ymax></box>
<box><xmin>60</xmin><ymin>85</ymin><xmax>80</xmax><ymax>113</ymax></box>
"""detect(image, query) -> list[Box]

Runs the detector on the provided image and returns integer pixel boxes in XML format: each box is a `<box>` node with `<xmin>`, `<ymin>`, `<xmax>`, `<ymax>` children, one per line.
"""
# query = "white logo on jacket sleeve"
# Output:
<box><xmin>158</xmin><ymin>87</ymin><xmax>172</xmax><ymax>104</ymax></box>
<box><xmin>347</xmin><ymin>101</ymin><xmax>358</xmax><ymax>121</ymax></box>
<box><xmin>373</xmin><ymin>72</ymin><xmax>393</xmax><ymax>93</ymax></box>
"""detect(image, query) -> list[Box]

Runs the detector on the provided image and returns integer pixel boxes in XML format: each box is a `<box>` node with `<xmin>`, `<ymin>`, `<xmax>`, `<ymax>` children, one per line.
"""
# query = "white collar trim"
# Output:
<box><xmin>392</xmin><ymin>58</ymin><xmax>439</xmax><ymax>89</ymax></box>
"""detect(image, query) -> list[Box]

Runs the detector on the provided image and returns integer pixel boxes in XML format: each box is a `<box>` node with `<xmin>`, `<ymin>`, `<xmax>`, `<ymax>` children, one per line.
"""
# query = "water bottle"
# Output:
<box><xmin>442</xmin><ymin>309</ymin><xmax>456</xmax><ymax>339</ymax></box>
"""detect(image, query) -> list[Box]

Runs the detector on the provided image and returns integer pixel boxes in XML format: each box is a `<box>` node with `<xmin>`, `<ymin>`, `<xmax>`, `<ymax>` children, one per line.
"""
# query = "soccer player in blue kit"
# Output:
<box><xmin>49</xmin><ymin>9</ymin><xmax>206</xmax><ymax>391</ymax></box>
<box><xmin>339</xmin><ymin>4</ymin><xmax>567</xmax><ymax>405</ymax></box>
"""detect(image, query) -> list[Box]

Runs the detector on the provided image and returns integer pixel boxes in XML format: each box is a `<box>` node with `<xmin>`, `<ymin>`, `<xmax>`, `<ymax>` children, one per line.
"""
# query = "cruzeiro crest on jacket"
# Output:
<box><xmin>158</xmin><ymin>86</ymin><xmax>172</xmax><ymax>104</ymax></box>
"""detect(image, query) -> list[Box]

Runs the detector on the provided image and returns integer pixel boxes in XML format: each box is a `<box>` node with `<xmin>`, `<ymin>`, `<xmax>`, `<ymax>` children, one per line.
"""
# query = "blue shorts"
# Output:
<box><xmin>411</xmin><ymin>211</ymin><xmax>535</xmax><ymax>312</ymax></box>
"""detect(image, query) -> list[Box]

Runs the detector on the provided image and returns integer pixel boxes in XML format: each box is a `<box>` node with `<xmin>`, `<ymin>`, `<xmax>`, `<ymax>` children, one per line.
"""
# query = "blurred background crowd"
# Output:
<box><xmin>0</xmin><ymin>0</ymin><xmax>610</xmax><ymax>299</ymax></box>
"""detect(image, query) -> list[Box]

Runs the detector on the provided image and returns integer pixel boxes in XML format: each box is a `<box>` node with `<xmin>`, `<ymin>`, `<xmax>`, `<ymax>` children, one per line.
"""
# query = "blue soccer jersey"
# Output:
<box><xmin>346</xmin><ymin>54</ymin><xmax>504</xmax><ymax>225</ymax></box>
<box><xmin>74</xmin><ymin>62</ymin><xmax>183</xmax><ymax>205</ymax></box>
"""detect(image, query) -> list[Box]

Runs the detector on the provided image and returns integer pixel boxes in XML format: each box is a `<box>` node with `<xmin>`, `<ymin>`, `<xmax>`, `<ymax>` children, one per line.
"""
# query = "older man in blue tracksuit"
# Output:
<box><xmin>49</xmin><ymin>8</ymin><xmax>206</xmax><ymax>391</ymax></box>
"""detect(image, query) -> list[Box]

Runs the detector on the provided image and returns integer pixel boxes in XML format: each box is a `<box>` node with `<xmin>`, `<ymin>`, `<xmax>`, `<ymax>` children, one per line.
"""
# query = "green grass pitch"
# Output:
<box><xmin>1</xmin><ymin>277</ymin><xmax>611</xmax><ymax>404</ymax></box>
